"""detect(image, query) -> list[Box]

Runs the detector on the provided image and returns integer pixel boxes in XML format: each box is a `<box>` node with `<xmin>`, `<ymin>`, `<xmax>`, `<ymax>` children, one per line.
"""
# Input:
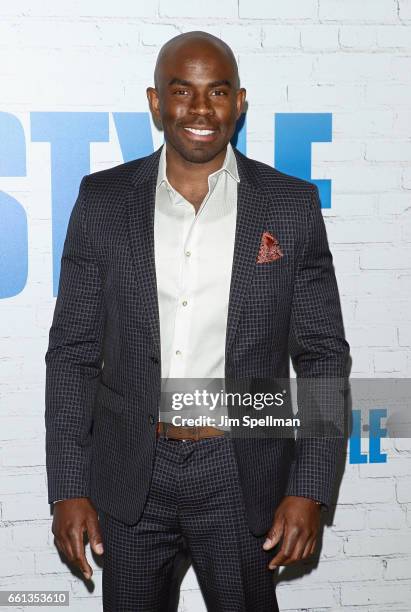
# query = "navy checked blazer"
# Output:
<box><xmin>45</xmin><ymin>145</ymin><xmax>350</xmax><ymax>536</ymax></box>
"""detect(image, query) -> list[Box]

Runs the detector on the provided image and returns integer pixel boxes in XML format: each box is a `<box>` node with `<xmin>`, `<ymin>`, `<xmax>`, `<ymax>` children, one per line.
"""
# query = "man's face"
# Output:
<box><xmin>147</xmin><ymin>42</ymin><xmax>246</xmax><ymax>164</ymax></box>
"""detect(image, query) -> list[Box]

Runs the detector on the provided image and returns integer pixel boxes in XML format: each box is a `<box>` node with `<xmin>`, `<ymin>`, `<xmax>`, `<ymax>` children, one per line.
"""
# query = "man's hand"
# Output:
<box><xmin>52</xmin><ymin>497</ymin><xmax>104</xmax><ymax>580</ymax></box>
<box><xmin>263</xmin><ymin>495</ymin><xmax>321</xmax><ymax>570</ymax></box>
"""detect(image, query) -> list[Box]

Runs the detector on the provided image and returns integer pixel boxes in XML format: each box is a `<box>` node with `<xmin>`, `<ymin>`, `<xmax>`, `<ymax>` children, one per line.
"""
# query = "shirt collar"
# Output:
<box><xmin>156</xmin><ymin>141</ymin><xmax>240</xmax><ymax>191</ymax></box>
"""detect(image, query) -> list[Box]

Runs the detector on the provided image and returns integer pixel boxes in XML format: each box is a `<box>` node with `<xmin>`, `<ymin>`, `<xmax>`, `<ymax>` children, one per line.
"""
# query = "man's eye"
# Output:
<box><xmin>174</xmin><ymin>89</ymin><xmax>189</xmax><ymax>95</ymax></box>
<box><xmin>211</xmin><ymin>90</ymin><xmax>227</xmax><ymax>96</ymax></box>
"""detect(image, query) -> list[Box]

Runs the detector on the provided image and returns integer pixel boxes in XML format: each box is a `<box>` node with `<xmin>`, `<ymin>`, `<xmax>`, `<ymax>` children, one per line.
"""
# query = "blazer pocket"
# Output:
<box><xmin>95</xmin><ymin>381</ymin><xmax>125</xmax><ymax>415</ymax></box>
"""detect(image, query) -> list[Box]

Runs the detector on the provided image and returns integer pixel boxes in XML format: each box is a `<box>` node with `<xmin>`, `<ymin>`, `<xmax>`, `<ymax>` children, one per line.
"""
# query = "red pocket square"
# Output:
<box><xmin>256</xmin><ymin>231</ymin><xmax>283</xmax><ymax>263</ymax></box>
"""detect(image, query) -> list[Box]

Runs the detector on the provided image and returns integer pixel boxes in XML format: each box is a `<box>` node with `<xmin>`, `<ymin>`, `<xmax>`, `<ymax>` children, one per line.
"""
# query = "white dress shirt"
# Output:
<box><xmin>154</xmin><ymin>142</ymin><xmax>239</xmax><ymax>430</ymax></box>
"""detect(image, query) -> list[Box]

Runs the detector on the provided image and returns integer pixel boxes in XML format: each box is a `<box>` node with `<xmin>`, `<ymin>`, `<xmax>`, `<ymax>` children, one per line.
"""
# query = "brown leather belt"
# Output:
<box><xmin>156</xmin><ymin>421</ymin><xmax>225</xmax><ymax>441</ymax></box>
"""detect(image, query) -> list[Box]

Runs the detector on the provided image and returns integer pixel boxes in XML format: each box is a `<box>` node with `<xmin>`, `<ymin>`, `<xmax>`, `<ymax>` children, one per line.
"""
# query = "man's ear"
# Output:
<box><xmin>236</xmin><ymin>88</ymin><xmax>247</xmax><ymax>120</ymax></box>
<box><xmin>146</xmin><ymin>87</ymin><xmax>162</xmax><ymax>130</ymax></box>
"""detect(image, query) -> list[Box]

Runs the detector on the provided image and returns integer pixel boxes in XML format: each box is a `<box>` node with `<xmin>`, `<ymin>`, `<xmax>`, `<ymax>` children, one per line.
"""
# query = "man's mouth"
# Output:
<box><xmin>182</xmin><ymin>126</ymin><xmax>218</xmax><ymax>142</ymax></box>
<box><xmin>184</xmin><ymin>127</ymin><xmax>216</xmax><ymax>135</ymax></box>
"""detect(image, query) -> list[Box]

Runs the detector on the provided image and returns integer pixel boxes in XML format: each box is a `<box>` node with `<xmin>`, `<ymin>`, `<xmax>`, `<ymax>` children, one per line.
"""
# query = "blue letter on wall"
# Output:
<box><xmin>31</xmin><ymin>113</ymin><xmax>109</xmax><ymax>295</ymax></box>
<box><xmin>349</xmin><ymin>410</ymin><xmax>368</xmax><ymax>464</ymax></box>
<box><xmin>349</xmin><ymin>408</ymin><xmax>388</xmax><ymax>464</ymax></box>
<box><xmin>113</xmin><ymin>113</ymin><xmax>154</xmax><ymax>162</ymax></box>
<box><xmin>369</xmin><ymin>408</ymin><xmax>387</xmax><ymax>463</ymax></box>
<box><xmin>0</xmin><ymin>112</ymin><xmax>28</xmax><ymax>298</ymax></box>
<box><xmin>275</xmin><ymin>113</ymin><xmax>332</xmax><ymax>209</ymax></box>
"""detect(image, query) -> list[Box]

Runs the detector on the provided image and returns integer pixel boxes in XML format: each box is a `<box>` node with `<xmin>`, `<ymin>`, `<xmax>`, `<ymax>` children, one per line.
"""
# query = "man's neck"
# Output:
<box><xmin>164</xmin><ymin>142</ymin><xmax>227</xmax><ymax>196</ymax></box>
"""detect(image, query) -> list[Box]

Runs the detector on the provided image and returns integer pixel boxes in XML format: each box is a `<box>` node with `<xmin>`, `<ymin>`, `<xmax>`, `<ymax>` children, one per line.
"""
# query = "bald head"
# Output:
<box><xmin>146</xmin><ymin>30</ymin><xmax>246</xmax><ymax>165</ymax></box>
<box><xmin>154</xmin><ymin>31</ymin><xmax>240</xmax><ymax>91</ymax></box>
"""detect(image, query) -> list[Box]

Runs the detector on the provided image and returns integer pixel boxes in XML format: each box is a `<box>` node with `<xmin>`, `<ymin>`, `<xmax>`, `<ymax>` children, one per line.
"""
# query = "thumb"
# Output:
<box><xmin>87</xmin><ymin>517</ymin><xmax>104</xmax><ymax>555</ymax></box>
<box><xmin>263</xmin><ymin>516</ymin><xmax>284</xmax><ymax>550</ymax></box>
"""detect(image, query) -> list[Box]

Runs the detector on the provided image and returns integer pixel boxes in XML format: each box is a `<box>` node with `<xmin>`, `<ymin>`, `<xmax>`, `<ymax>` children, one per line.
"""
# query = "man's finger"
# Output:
<box><xmin>54</xmin><ymin>536</ymin><xmax>73</xmax><ymax>563</ymax></box>
<box><xmin>68</xmin><ymin>527</ymin><xmax>93</xmax><ymax>580</ymax></box>
<box><xmin>263</xmin><ymin>516</ymin><xmax>284</xmax><ymax>550</ymax></box>
<box><xmin>309</xmin><ymin>538</ymin><xmax>317</xmax><ymax>556</ymax></box>
<box><xmin>285</xmin><ymin>534</ymin><xmax>309</xmax><ymax>565</ymax></box>
<box><xmin>86</xmin><ymin>516</ymin><xmax>104</xmax><ymax>555</ymax></box>
<box><xmin>268</xmin><ymin>525</ymin><xmax>300</xmax><ymax>569</ymax></box>
<box><xmin>302</xmin><ymin>536</ymin><xmax>316</xmax><ymax>560</ymax></box>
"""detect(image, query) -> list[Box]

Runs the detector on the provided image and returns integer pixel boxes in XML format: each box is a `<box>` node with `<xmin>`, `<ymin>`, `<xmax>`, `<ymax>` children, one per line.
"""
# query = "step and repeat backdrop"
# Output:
<box><xmin>0</xmin><ymin>1</ymin><xmax>410</xmax><ymax>610</ymax></box>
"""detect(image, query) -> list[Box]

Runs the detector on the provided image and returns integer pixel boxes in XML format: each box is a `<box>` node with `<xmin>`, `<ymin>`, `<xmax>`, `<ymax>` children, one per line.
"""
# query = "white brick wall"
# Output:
<box><xmin>0</xmin><ymin>1</ymin><xmax>410</xmax><ymax>610</ymax></box>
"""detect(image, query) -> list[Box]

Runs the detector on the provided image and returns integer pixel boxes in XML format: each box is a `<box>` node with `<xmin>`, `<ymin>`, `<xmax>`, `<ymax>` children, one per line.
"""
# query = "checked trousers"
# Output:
<box><xmin>98</xmin><ymin>434</ymin><xmax>279</xmax><ymax>612</ymax></box>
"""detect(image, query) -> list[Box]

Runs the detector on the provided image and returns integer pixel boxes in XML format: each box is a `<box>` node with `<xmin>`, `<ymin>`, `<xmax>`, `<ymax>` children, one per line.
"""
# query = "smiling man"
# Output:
<box><xmin>45</xmin><ymin>31</ymin><xmax>350</xmax><ymax>611</ymax></box>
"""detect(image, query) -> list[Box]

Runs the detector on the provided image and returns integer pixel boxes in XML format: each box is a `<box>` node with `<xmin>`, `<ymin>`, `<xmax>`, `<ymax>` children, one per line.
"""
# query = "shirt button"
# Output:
<box><xmin>185</xmin><ymin>251</ymin><xmax>191</xmax><ymax>257</ymax></box>
<box><xmin>175</xmin><ymin>350</ymin><xmax>182</xmax><ymax>355</ymax></box>
<box><xmin>182</xmin><ymin>300</ymin><xmax>188</xmax><ymax>307</ymax></box>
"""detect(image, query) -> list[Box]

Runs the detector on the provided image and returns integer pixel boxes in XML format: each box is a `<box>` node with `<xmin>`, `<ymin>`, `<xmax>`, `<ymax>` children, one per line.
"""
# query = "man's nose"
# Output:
<box><xmin>189</xmin><ymin>92</ymin><xmax>214</xmax><ymax>115</ymax></box>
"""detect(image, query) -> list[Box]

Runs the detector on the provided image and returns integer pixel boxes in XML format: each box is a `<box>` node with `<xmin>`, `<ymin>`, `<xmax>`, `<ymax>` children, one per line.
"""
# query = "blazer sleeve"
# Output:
<box><xmin>285</xmin><ymin>185</ymin><xmax>350</xmax><ymax>509</ymax></box>
<box><xmin>44</xmin><ymin>176</ymin><xmax>105</xmax><ymax>504</ymax></box>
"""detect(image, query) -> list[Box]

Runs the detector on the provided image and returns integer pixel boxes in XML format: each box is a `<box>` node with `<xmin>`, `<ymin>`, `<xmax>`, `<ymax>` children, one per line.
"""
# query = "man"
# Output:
<box><xmin>45</xmin><ymin>31</ymin><xmax>350</xmax><ymax>611</ymax></box>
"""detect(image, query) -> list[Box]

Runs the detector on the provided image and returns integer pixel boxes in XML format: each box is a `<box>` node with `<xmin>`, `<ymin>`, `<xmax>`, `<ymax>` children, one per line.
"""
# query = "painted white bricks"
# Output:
<box><xmin>332</xmin><ymin>506</ymin><xmax>367</xmax><ymax>530</ymax></box>
<box><xmin>11</xmin><ymin>523</ymin><xmax>51</xmax><ymax>550</ymax></box>
<box><xmin>367</xmin><ymin>507</ymin><xmax>408</xmax><ymax>529</ymax></box>
<box><xmin>0</xmin><ymin>0</ymin><xmax>158</xmax><ymax>18</ymax></box>
<box><xmin>159</xmin><ymin>0</ymin><xmax>238</xmax><ymax>19</ymax></box>
<box><xmin>339</xmin><ymin>26</ymin><xmax>378</xmax><ymax>49</ymax></box>
<box><xmin>239</xmin><ymin>0</ymin><xmax>318</xmax><ymax>21</ymax></box>
<box><xmin>0</xmin><ymin>2</ymin><xmax>410</xmax><ymax>611</ymax></box>
<box><xmin>140</xmin><ymin>24</ymin><xmax>180</xmax><ymax>46</ymax></box>
<box><xmin>0</xmin><ymin>553</ymin><xmax>35</xmax><ymax>578</ymax></box>
<box><xmin>326</xmin><ymin>218</ymin><xmax>399</xmax><ymax>243</ymax></box>
<box><xmin>0</xmin><ymin>443</ymin><xmax>45</xmax><ymax>468</ymax></box>
<box><xmin>313</xmin><ymin>54</ymin><xmax>394</xmax><ymax>83</ymax></box>
<box><xmin>360</xmin><ymin>246</ymin><xmax>411</xmax><ymax>269</ymax></box>
<box><xmin>204</xmin><ymin>24</ymin><xmax>262</xmax><ymax>50</ymax></box>
<box><xmin>299</xmin><ymin>557</ymin><xmax>383</xmax><ymax>582</ymax></box>
<box><xmin>2</xmin><ymin>496</ymin><xmax>52</xmax><ymax>521</ymax></box>
<box><xmin>374</xmin><ymin>350</ymin><xmax>408</xmax><ymax>372</ymax></box>
<box><xmin>396</xmin><ymin>478</ymin><xmax>411</xmax><ymax>502</ymax></box>
<box><xmin>344</xmin><ymin>533</ymin><xmax>411</xmax><ymax>556</ymax></box>
<box><xmin>341</xmin><ymin>582</ymin><xmax>411</xmax><ymax>606</ymax></box>
<box><xmin>347</xmin><ymin>325</ymin><xmax>397</xmax><ymax>347</ymax></box>
<box><xmin>287</xmin><ymin>83</ymin><xmax>366</xmax><ymax>108</ymax></box>
<box><xmin>338</xmin><ymin>478</ymin><xmax>396</xmax><ymax>505</ymax></box>
<box><xmin>376</xmin><ymin>25</ymin><xmax>411</xmax><ymax>47</ymax></box>
<box><xmin>366</xmin><ymin>83</ymin><xmax>411</xmax><ymax>106</ymax></box>
<box><xmin>399</xmin><ymin>0</ymin><xmax>411</xmax><ymax>20</ymax></box>
<box><xmin>301</xmin><ymin>25</ymin><xmax>340</xmax><ymax>51</ymax></box>
<box><xmin>262</xmin><ymin>26</ymin><xmax>300</xmax><ymax>50</ymax></box>
<box><xmin>379</xmin><ymin>193</ymin><xmax>411</xmax><ymax>214</ymax></box>
<box><xmin>318</xmin><ymin>0</ymin><xmax>399</xmax><ymax>24</ymax></box>
<box><xmin>398</xmin><ymin>325</ymin><xmax>411</xmax><ymax>346</ymax></box>
<box><xmin>366</xmin><ymin>141</ymin><xmax>411</xmax><ymax>162</ymax></box>
<box><xmin>239</xmin><ymin>53</ymin><xmax>315</xmax><ymax>84</ymax></box>
<box><xmin>277</xmin><ymin>584</ymin><xmax>337</xmax><ymax>609</ymax></box>
<box><xmin>385</xmin><ymin>557</ymin><xmax>411</xmax><ymax>579</ymax></box>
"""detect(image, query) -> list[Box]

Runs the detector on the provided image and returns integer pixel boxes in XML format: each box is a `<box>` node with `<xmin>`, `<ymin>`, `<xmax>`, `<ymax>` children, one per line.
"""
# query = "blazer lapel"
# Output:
<box><xmin>225</xmin><ymin>148</ymin><xmax>271</xmax><ymax>361</ymax></box>
<box><xmin>126</xmin><ymin>148</ymin><xmax>163</xmax><ymax>355</ymax></box>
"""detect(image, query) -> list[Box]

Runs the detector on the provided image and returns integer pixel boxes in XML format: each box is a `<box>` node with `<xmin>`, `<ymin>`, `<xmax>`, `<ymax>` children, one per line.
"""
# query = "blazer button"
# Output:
<box><xmin>150</xmin><ymin>356</ymin><xmax>159</xmax><ymax>364</ymax></box>
<box><xmin>149</xmin><ymin>414</ymin><xmax>156</xmax><ymax>425</ymax></box>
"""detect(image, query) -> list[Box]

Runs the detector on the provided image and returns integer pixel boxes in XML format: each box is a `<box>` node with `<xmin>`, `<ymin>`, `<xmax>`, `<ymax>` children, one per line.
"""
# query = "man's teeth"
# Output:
<box><xmin>184</xmin><ymin>128</ymin><xmax>216</xmax><ymax>135</ymax></box>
